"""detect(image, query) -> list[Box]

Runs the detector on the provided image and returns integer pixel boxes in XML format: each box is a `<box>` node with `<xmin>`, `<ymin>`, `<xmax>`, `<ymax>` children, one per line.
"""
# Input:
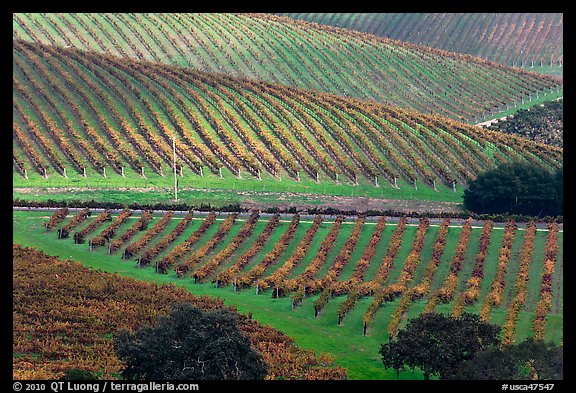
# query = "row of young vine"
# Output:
<box><xmin>41</xmin><ymin>208</ymin><xmax>562</xmax><ymax>342</ymax></box>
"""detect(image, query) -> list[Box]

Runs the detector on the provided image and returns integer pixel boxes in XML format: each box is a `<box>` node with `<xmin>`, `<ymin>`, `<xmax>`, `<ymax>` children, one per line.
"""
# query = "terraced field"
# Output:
<box><xmin>12</xmin><ymin>13</ymin><xmax>562</xmax><ymax>122</ymax></box>
<box><xmin>281</xmin><ymin>13</ymin><xmax>563</xmax><ymax>74</ymax></box>
<box><xmin>13</xmin><ymin>40</ymin><xmax>562</xmax><ymax>197</ymax></box>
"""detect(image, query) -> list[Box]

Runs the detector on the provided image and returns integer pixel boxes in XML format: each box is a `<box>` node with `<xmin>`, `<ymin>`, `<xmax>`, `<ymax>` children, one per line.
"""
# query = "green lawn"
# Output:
<box><xmin>13</xmin><ymin>168</ymin><xmax>464</xmax><ymax>208</ymax></box>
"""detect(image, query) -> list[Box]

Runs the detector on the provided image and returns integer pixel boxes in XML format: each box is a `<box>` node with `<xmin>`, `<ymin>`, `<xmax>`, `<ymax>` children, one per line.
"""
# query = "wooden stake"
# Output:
<box><xmin>63</xmin><ymin>168</ymin><xmax>67</xmax><ymax>178</ymax></box>
<box><xmin>219</xmin><ymin>167</ymin><xmax>223</xmax><ymax>178</ymax></box>
<box><xmin>199</xmin><ymin>166</ymin><xmax>204</xmax><ymax>178</ymax></box>
<box><xmin>121</xmin><ymin>167</ymin><xmax>124</xmax><ymax>177</ymax></box>
<box><xmin>102</xmin><ymin>167</ymin><xmax>106</xmax><ymax>178</ymax></box>
<box><xmin>83</xmin><ymin>167</ymin><xmax>86</xmax><ymax>177</ymax></box>
<box><xmin>172</xmin><ymin>135</ymin><xmax>178</xmax><ymax>202</ymax></box>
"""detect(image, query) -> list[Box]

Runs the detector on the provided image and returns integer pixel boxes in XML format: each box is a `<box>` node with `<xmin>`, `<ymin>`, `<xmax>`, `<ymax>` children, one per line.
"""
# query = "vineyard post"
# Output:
<box><xmin>121</xmin><ymin>167</ymin><xmax>124</xmax><ymax>177</ymax></box>
<box><xmin>44</xmin><ymin>168</ymin><xmax>48</xmax><ymax>178</ymax></box>
<box><xmin>258</xmin><ymin>169</ymin><xmax>261</xmax><ymax>181</ymax></box>
<box><xmin>433</xmin><ymin>179</ymin><xmax>438</xmax><ymax>192</ymax></box>
<box><xmin>452</xmin><ymin>181</ymin><xmax>457</xmax><ymax>192</ymax></box>
<box><xmin>355</xmin><ymin>174</ymin><xmax>358</xmax><ymax>186</ymax></box>
<box><xmin>83</xmin><ymin>167</ymin><xmax>86</xmax><ymax>177</ymax></box>
<box><xmin>63</xmin><ymin>168</ymin><xmax>67</xmax><ymax>178</ymax></box>
<box><xmin>296</xmin><ymin>171</ymin><xmax>300</xmax><ymax>182</ymax></box>
<box><xmin>23</xmin><ymin>169</ymin><xmax>28</xmax><ymax>180</ymax></box>
<box><xmin>375</xmin><ymin>176</ymin><xmax>379</xmax><ymax>187</ymax></box>
<box><xmin>316</xmin><ymin>172</ymin><xmax>320</xmax><ymax>183</ymax></box>
<box><xmin>237</xmin><ymin>168</ymin><xmax>241</xmax><ymax>179</ymax></box>
<box><xmin>141</xmin><ymin>167</ymin><xmax>145</xmax><ymax>178</ymax></box>
<box><xmin>199</xmin><ymin>166</ymin><xmax>203</xmax><ymax>178</ymax></box>
<box><xmin>413</xmin><ymin>178</ymin><xmax>417</xmax><ymax>190</ymax></box>
<box><xmin>335</xmin><ymin>173</ymin><xmax>339</xmax><ymax>183</ymax></box>
<box><xmin>89</xmin><ymin>239</ymin><xmax>92</xmax><ymax>251</ymax></box>
<box><xmin>103</xmin><ymin>167</ymin><xmax>106</xmax><ymax>178</ymax></box>
<box><xmin>394</xmin><ymin>177</ymin><xmax>398</xmax><ymax>188</ymax></box>
<box><xmin>219</xmin><ymin>167</ymin><xmax>223</xmax><ymax>178</ymax></box>
<box><xmin>255</xmin><ymin>281</ymin><xmax>259</xmax><ymax>295</ymax></box>
<box><xmin>173</xmin><ymin>135</ymin><xmax>178</xmax><ymax>202</ymax></box>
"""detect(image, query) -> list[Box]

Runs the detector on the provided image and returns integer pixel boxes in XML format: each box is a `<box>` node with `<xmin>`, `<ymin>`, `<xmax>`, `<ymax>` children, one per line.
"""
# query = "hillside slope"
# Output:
<box><xmin>12</xmin><ymin>13</ymin><xmax>561</xmax><ymax>122</ymax></box>
<box><xmin>280</xmin><ymin>13</ymin><xmax>563</xmax><ymax>75</ymax></box>
<box><xmin>13</xmin><ymin>243</ymin><xmax>347</xmax><ymax>379</ymax></box>
<box><xmin>13</xmin><ymin>40</ymin><xmax>562</xmax><ymax>193</ymax></box>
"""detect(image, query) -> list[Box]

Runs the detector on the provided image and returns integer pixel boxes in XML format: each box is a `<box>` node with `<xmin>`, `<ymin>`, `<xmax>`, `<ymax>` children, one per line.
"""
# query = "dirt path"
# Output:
<box><xmin>14</xmin><ymin>186</ymin><xmax>464</xmax><ymax>214</ymax></box>
<box><xmin>241</xmin><ymin>194</ymin><xmax>464</xmax><ymax>214</ymax></box>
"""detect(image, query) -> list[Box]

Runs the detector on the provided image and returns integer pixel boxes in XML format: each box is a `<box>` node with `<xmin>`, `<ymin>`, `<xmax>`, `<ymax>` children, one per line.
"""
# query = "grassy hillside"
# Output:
<box><xmin>12</xmin><ymin>13</ymin><xmax>561</xmax><ymax>122</ymax></box>
<box><xmin>280</xmin><ymin>13</ymin><xmax>564</xmax><ymax>76</ymax></box>
<box><xmin>13</xmin><ymin>209</ymin><xmax>563</xmax><ymax>379</ymax></box>
<box><xmin>13</xmin><ymin>40</ymin><xmax>562</xmax><ymax>203</ymax></box>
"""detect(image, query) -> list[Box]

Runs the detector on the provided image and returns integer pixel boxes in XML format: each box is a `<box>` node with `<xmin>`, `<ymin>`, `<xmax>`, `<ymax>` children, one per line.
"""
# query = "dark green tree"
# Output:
<box><xmin>380</xmin><ymin>312</ymin><xmax>500</xmax><ymax>380</ymax></box>
<box><xmin>554</xmin><ymin>167</ymin><xmax>563</xmax><ymax>214</ymax></box>
<box><xmin>451</xmin><ymin>338</ymin><xmax>563</xmax><ymax>380</ymax></box>
<box><xmin>114</xmin><ymin>303</ymin><xmax>268</xmax><ymax>380</ymax></box>
<box><xmin>463</xmin><ymin>161</ymin><xmax>559</xmax><ymax>216</ymax></box>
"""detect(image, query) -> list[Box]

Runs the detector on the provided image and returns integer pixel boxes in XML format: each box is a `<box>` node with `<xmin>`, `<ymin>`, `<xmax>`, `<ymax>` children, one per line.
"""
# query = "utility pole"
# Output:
<box><xmin>173</xmin><ymin>135</ymin><xmax>178</xmax><ymax>202</ymax></box>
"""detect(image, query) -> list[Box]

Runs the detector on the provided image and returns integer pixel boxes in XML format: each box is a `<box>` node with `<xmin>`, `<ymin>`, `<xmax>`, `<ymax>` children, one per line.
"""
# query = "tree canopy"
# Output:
<box><xmin>463</xmin><ymin>161</ymin><xmax>562</xmax><ymax>217</ymax></box>
<box><xmin>114</xmin><ymin>303</ymin><xmax>268</xmax><ymax>380</ymax></box>
<box><xmin>380</xmin><ymin>312</ymin><xmax>500</xmax><ymax>380</ymax></box>
<box><xmin>452</xmin><ymin>338</ymin><xmax>563</xmax><ymax>380</ymax></box>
